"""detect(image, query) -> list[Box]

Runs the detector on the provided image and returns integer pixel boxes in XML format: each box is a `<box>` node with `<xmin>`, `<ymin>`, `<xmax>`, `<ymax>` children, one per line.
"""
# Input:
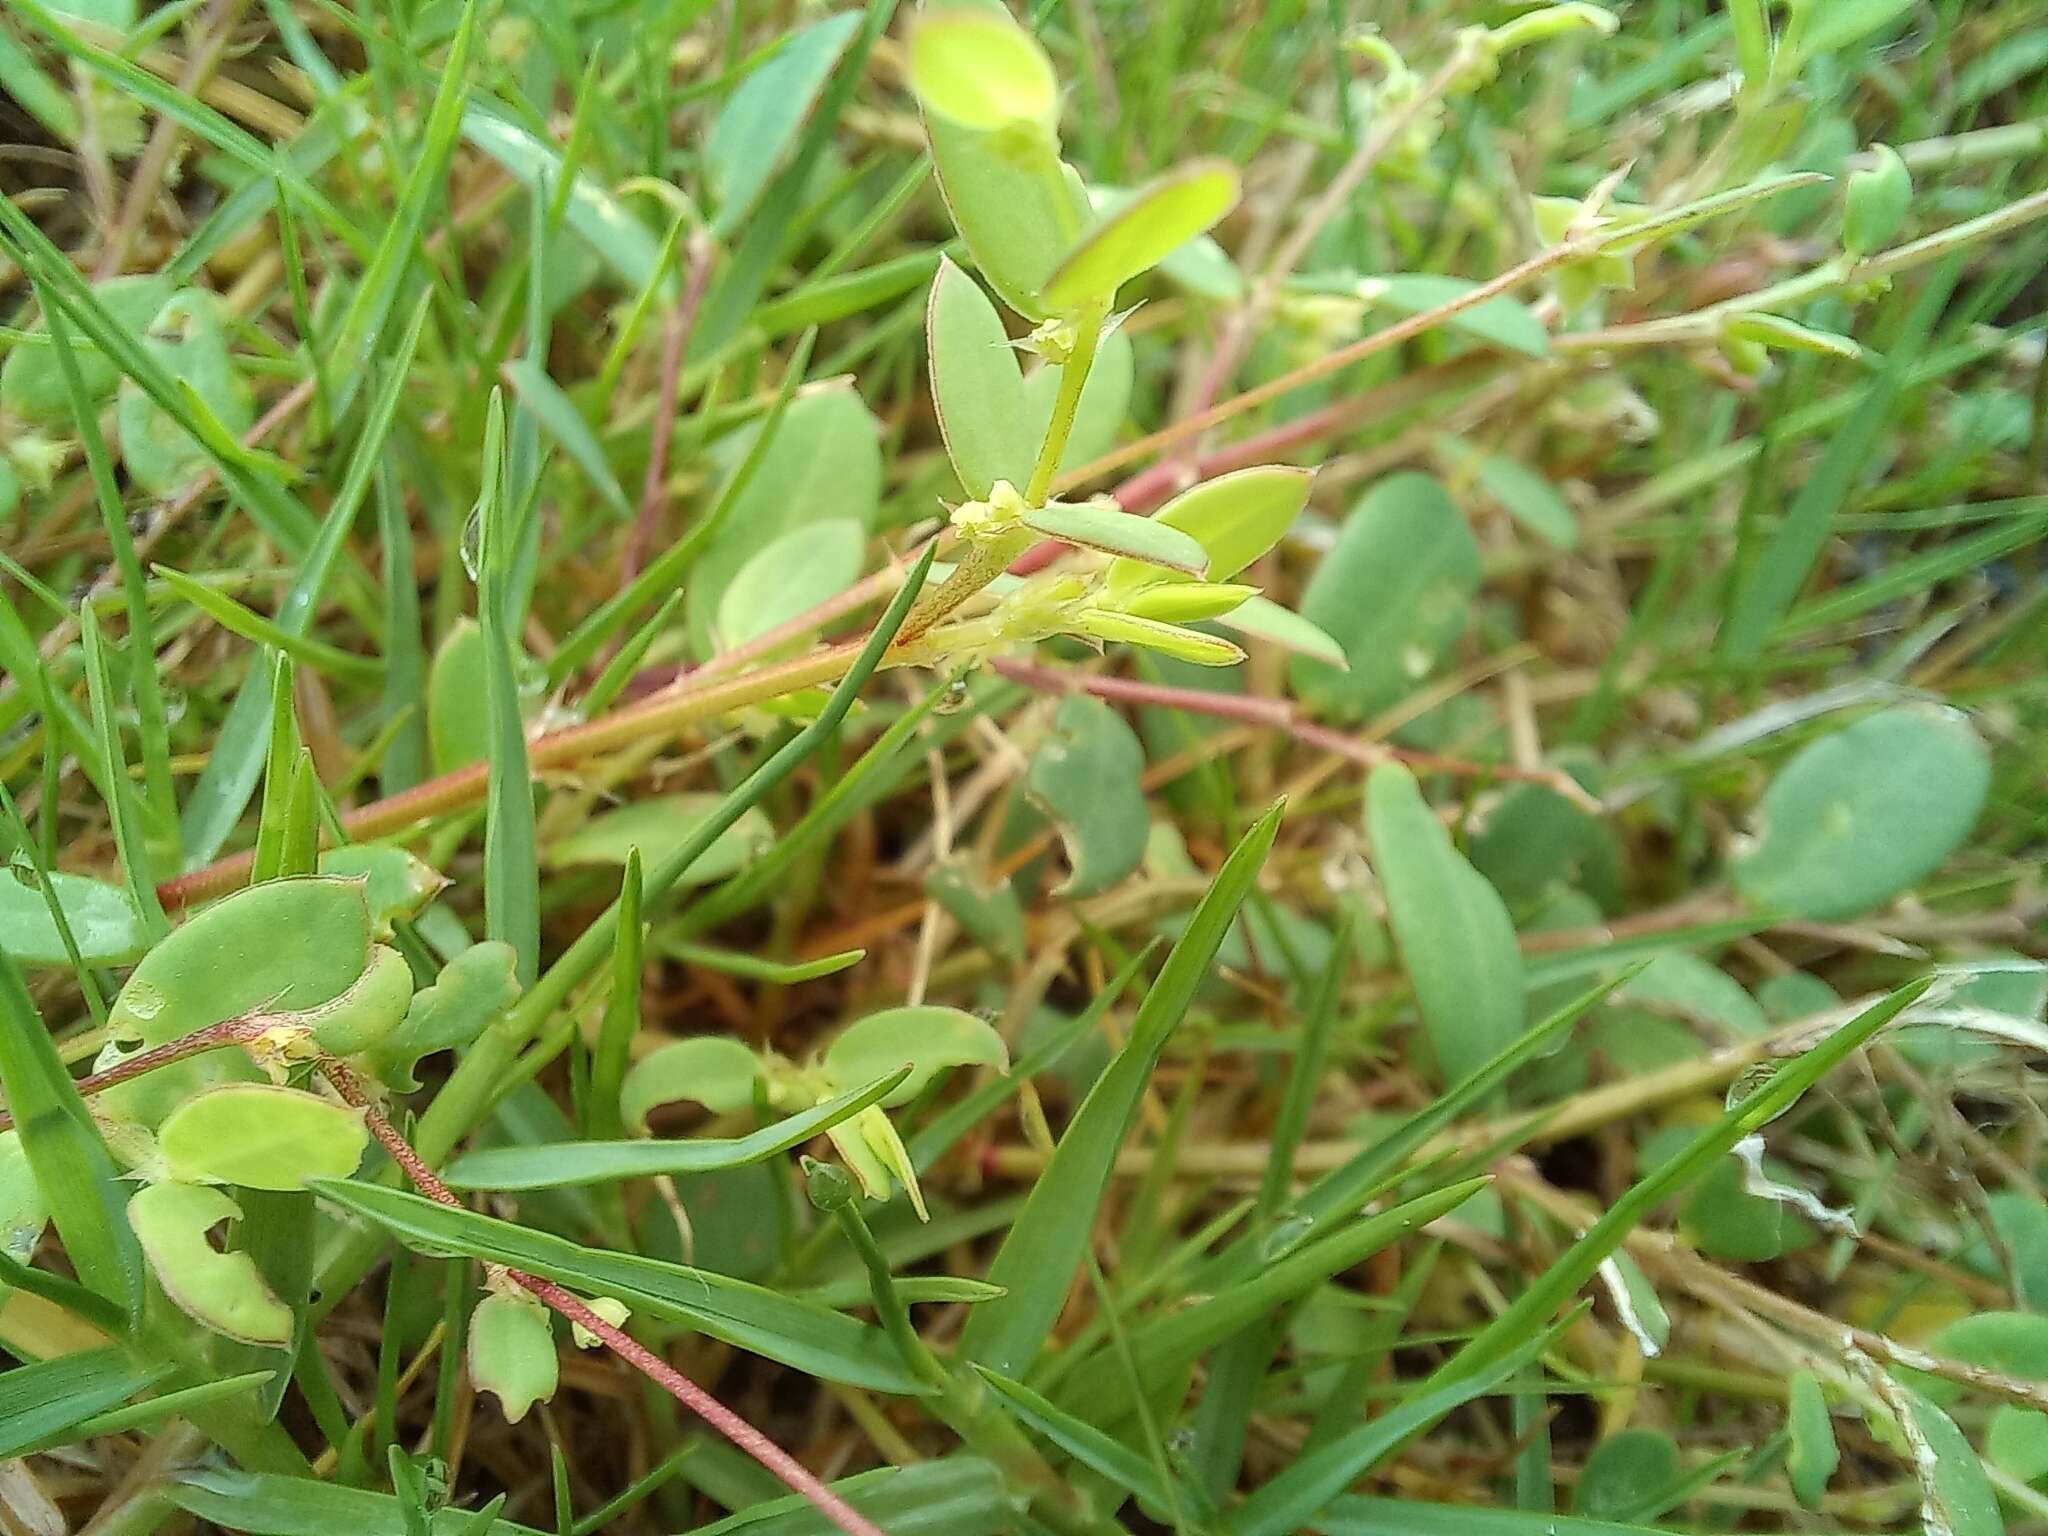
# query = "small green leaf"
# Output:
<box><xmin>1217</xmin><ymin>593</ymin><xmax>1346</xmax><ymax>666</ymax></box>
<box><xmin>1723</xmin><ymin>311</ymin><xmax>1865</xmax><ymax>362</ymax></box>
<box><xmin>1367</xmin><ymin>763</ymin><xmax>1523</xmax><ymax>1081</ymax></box>
<box><xmin>706</xmin><ymin>13</ymin><xmax>864</xmax><ymax>235</ymax></box>
<box><xmin>301</xmin><ymin>945</ymin><xmax>416</xmax><ymax>1056</ymax></box>
<box><xmin>469</xmin><ymin>1289</ymin><xmax>559</xmax><ymax>1424</ymax></box>
<box><xmin>1733</xmin><ymin>705</ymin><xmax>1989</xmax><ymax>920</ymax></box>
<box><xmin>1021</xmin><ymin>499</ymin><xmax>1208</xmax><ymax>573</ymax></box>
<box><xmin>1074</xmin><ymin>608</ymin><xmax>1247</xmax><ymax>665</ymax></box>
<box><xmin>1843</xmin><ymin>143</ymin><xmax>1912</xmax><ymax>256</ymax></box>
<box><xmin>1123</xmin><ymin>582</ymin><xmax>1258</xmax><ymax>623</ymax></box>
<box><xmin>926</xmin><ymin>119</ymin><xmax>1090</xmax><ymax>323</ymax></box>
<box><xmin>1116</xmin><ymin>464</ymin><xmax>1313</xmax><ymax>589</ymax></box>
<box><xmin>0</xmin><ymin>867</ymin><xmax>148</xmax><ymax>967</ymax></box>
<box><xmin>158</xmin><ymin>1084</ymin><xmax>369</xmax><ymax>1191</ymax></box>
<box><xmin>116</xmin><ymin>291</ymin><xmax>254</xmax><ymax>496</ymax></box>
<box><xmin>1361</xmin><ymin>274</ymin><xmax>1549</xmax><ymax>358</ymax></box>
<box><xmin>1292</xmin><ymin>472</ymin><xmax>1480</xmax><ymax>720</ymax></box>
<box><xmin>906</xmin><ymin>7</ymin><xmax>1058</xmax><ymax>131</ymax></box>
<box><xmin>1571</xmin><ymin>1429</ymin><xmax>1682</xmax><ymax>1522</ymax></box>
<box><xmin>620</xmin><ymin>1036</ymin><xmax>765</xmax><ymax>1129</ymax></box>
<box><xmin>1904</xmin><ymin>1387</ymin><xmax>2006</xmax><ymax>1536</ymax></box>
<box><xmin>547</xmin><ymin>793</ymin><xmax>774</xmax><ymax>881</ymax></box>
<box><xmin>369</xmin><ymin>941</ymin><xmax>521</xmax><ymax>1093</ymax></box>
<box><xmin>1025</xmin><ymin>694</ymin><xmax>1148</xmax><ymax>898</ymax></box>
<box><xmin>0</xmin><ymin>274</ymin><xmax>169</xmax><ymax>425</ymax></box>
<box><xmin>928</xmin><ymin>256</ymin><xmax>1033</xmax><ymax>497</ymax></box>
<box><xmin>1788</xmin><ymin>1369</ymin><xmax>1838</xmax><ymax>1508</ymax></box>
<box><xmin>427</xmin><ymin>619</ymin><xmax>490</xmax><ymax>773</ymax></box>
<box><xmin>318</xmin><ymin>845</ymin><xmax>448</xmax><ymax>938</ymax></box>
<box><xmin>1472</xmin><ymin>452</ymin><xmax>1578</xmax><ymax>548</ymax></box>
<box><xmin>1042</xmin><ymin>159</ymin><xmax>1240</xmax><ymax>311</ymax></box>
<box><xmin>822</xmin><ymin>1007</ymin><xmax>1007</xmax><ymax>1105</ymax></box>
<box><xmin>128</xmin><ymin>1182</ymin><xmax>293</xmax><ymax>1346</ymax></box>
<box><xmin>715</xmin><ymin>519</ymin><xmax>865</xmax><ymax>652</ymax></box>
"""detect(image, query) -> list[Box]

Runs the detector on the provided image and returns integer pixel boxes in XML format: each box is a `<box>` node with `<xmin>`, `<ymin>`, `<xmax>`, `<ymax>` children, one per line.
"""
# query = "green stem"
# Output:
<box><xmin>1025</xmin><ymin>301</ymin><xmax>1106</xmax><ymax>506</ymax></box>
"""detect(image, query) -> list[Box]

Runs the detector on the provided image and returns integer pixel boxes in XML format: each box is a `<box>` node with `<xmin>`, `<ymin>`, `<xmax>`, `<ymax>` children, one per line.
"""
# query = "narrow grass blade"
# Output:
<box><xmin>0</xmin><ymin>949</ymin><xmax>143</xmax><ymax>1313</ymax></box>
<box><xmin>309</xmin><ymin>1179</ymin><xmax>931</xmax><ymax>1395</ymax></box>
<box><xmin>971</xmin><ymin>1365</ymin><xmax>1173</xmax><ymax>1506</ymax></box>
<box><xmin>960</xmin><ymin>799</ymin><xmax>1284</xmax><ymax>1379</ymax></box>
<box><xmin>476</xmin><ymin>392</ymin><xmax>539</xmax><ymax>985</ymax></box>
<box><xmin>81</xmin><ymin>611</ymin><xmax>169</xmax><ymax>939</ymax></box>
<box><xmin>0</xmin><ymin>1351</ymin><xmax>172</xmax><ymax>1458</ymax></box>
<box><xmin>168</xmin><ymin>1469</ymin><xmax>546</xmax><ymax>1536</ymax></box>
<box><xmin>156</xmin><ymin>567</ymin><xmax>380</xmax><ymax>682</ymax></box>
<box><xmin>445</xmin><ymin>1068</ymin><xmax>909</xmax><ymax>1190</ymax></box>
<box><xmin>1435</xmin><ymin>977</ymin><xmax>1930</xmax><ymax>1389</ymax></box>
<box><xmin>583</xmin><ymin>848</ymin><xmax>643</xmax><ymax>1141</ymax></box>
<box><xmin>679</xmin><ymin>1457</ymin><xmax>1009</xmax><ymax>1535</ymax></box>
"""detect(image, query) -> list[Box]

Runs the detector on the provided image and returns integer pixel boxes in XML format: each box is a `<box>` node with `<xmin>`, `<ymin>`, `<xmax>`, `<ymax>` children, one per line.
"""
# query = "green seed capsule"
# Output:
<box><xmin>1843</xmin><ymin>144</ymin><xmax>1911</xmax><ymax>258</ymax></box>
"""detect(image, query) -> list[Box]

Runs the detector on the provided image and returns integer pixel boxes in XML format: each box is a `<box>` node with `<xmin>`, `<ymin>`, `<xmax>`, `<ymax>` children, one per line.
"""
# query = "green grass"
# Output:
<box><xmin>1</xmin><ymin>1</ymin><xmax>2046</xmax><ymax>1534</ymax></box>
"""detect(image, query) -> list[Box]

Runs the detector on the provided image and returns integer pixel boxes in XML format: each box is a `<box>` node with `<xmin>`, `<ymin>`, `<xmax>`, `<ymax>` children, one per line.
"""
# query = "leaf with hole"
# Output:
<box><xmin>128</xmin><ymin>1181</ymin><xmax>293</xmax><ymax>1346</ymax></box>
<box><xmin>619</xmin><ymin>1036</ymin><xmax>765</xmax><ymax>1130</ymax></box>
<box><xmin>369</xmin><ymin>941</ymin><xmax>521</xmax><ymax>1093</ymax></box>
<box><xmin>468</xmin><ymin>1289</ymin><xmax>558</xmax><ymax>1424</ymax></box>
<box><xmin>1025</xmin><ymin>694</ymin><xmax>1149</xmax><ymax>897</ymax></box>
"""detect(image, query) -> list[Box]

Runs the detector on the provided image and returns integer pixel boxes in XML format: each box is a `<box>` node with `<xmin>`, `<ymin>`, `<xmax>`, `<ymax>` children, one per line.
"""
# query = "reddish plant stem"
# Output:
<box><xmin>318</xmin><ymin>1057</ymin><xmax>891</xmax><ymax>1536</ymax></box>
<box><xmin>991</xmin><ymin>657</ymin><xmax>1599</xmax><ymax>807</ymax></box>
<box><xmin>0</xmin><ymin>1015</ymin><xmax>268</xmax><ymax>1133</ymax></box>
<box><xmin>619</xmin><ymin>234</ymin><xmax>716</xmax><ymax>586</ymax></box>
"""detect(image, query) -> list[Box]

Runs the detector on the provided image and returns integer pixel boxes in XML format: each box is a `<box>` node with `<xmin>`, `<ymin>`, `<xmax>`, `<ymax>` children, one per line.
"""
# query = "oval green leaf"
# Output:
<box><xmin>1732</xmin><ymin>705</ymin><xmax>1989</xmax><ymax>920</ymax></box>
<box><xmin>822</xmin><ymin>1007</ymin><xmax>1008</xmax><ymax>1106</ymax></box>
<box><xmin>0</xmin><ymin>867</ymin><xmax>148</xmax><ymax>967</ymax></box>
<box><xmin>620</xmin><ymin>1036</ymin><xmax>765</xmax><ymax>1130</ymax></box>
<box><xmin>158</xmin><ymin>1084</ymin><xmax>369</xmax><ymax>1191</ymax></box>
<box><xmin>928</xmin><ymin>256</ymin><xmax>1032</xmax><ymax>497</ymax></box>
<box><xmin>1021</xmin><ymin>500</ymin><xmax>1208</xmax><ymax>573</ymax></box>
<box><xmin>1291</xmin><ymin>472</ymin><xmax>1480</xmax><ymax>721</ymax></box>
<box><xmin>547</xmin><ymin>793</ymin><xmax>774</xmax><ymax>882</ymax></box>
<box><xmin>1042</xmin><ymin>159</ymin><xmax>1240</xmax><ymax>311</ymax></box>
<box><xmin>906</xmin><ymin>7</ymin><xmax>1057</xmax><ymax>132</ymax></box>
<box><xmin>1367</xmin><ymin>763</ymin><xmax>1523</xmax><ymax>1081</ymax></box>
<box><xmin>1112</xmin><ymin>464</ymin><xmax>1313</xmax><ymax>589</ymax></box>
<box><xmin>468</xmin><ymin>1289</ymin><xmax>558</xmax><ymax>1424</ymax></box>
<box><xmin>716</xmin><ymin>518</ymin><xmax>866</xmax><ymax>652</ymax></box>
<box><xmin>1025</xmin><ymin>695</ymin><xmax>1148</xmax><ymax>898</ymax></box>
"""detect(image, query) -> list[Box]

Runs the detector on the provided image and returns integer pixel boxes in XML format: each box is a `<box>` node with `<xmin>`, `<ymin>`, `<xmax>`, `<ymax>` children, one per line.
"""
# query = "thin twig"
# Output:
<box><xmin>620</xmin><ymin>233</ymin><xmax>716</xmax><ymax>585</ymax></box>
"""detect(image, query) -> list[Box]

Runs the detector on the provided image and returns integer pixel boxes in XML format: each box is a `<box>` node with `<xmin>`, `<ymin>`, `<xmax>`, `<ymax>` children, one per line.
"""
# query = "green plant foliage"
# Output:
<box><xmin>468</xmin><ymin>1289</ymin><xmax>559</xmax><ymax>1424</ymax></box>
<box><xmin>927</xmin><ymin>257</ymin><xmax>1032</xmax><ymax>498</ymax></box>
<box><xmin>1042</xmin><ymin>160</ymin><xmax>1241</xmax><ymax>310</ymax></box>
<box><xmin>546</xmin><ymin>794</ymin><xmax>774</xmax><ymax>878</ymax></box>
<box><xmin>822</xmin><ymin>1007</ymin><xmax>1007</xmax><ymax>1105</ymax></box>
<box><xmin>0</xmin><ymin>867</ymin><xmax>149</xmax><ymax>967</ymax></box>
<box><xmin>706</xmin><ymin>13</ymin><xmax>864</xmax><ymax>236</ymax></box>
<box><xmin>1025</xmin><ymin>694</ymin><xmax>1149</xmax><ymax>897</ymax></box>
<box><xmin>1787</xmin><ymin>1368</ymin><xmax>1839</xmax><ymax>1507</ymax></box>
<box><xmin>1367</xmin><ymin>763</ymin><xmax>1523</xmax><ymax>1080</ymax></box>
<box><xmin>1292</xmin><ymin>473</ymin><xmax>1480</xmax><ymax>719</ymax></box>
<box><xmin>157</xmin><ymin>1083</ymin><xmax>369</xmax><ymax>1190</ymax></box>
<box><xmin>1732</xmin><ymin>705</ymin><xmax>1991</xmax><ymax>919</ymax></box>
<box><xmin>128</xmin><ymin>1182</ymin><xmax>293</xmax><ymax>1345</ymax></box>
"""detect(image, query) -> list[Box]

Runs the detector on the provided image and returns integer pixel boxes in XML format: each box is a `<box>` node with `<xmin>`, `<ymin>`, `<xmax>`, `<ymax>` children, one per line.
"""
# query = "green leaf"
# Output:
<box><xmin>503</xmin><ymin>358</ymin><xmax>631</xmax><ymax>523</ymax></box>
<box><xmin>1361</xmin><ymin>274</ymin><xmax>1549</xmax><ymax>358</ymax></box>
<box><xmin>1217</xmin><ymin>593</ymin><xmax>1346</xmax><ymax>666</ymax></box>
<box><xmin>960</xmin><ymin>801</ymin><xmax>1283</xmax><ymax>1378</ymax></box>
<box><xmin>706</xmin><ymin>13</ymin><xmax>864</xmax><ymax>235</ymax></box>
<box><xmin>1788</xmin><ymin>1368</ymin><xmax>1838</xmax><ymax>1507</ymax></box>
<box><xmin>1292</xmin><ymin>472</ymin><xmax>1480</xmax><ymax>720</ymax></box>
<box><xmin>155</xmin><ymin>566</ymin><xmax>379</xmax><ymax>682</ymax></box>
<box><xmin>619</xmin><ymin>1036</ymin><xmax>767</xmax><ymax>1129</ymax></box>
<box><xmin>1473</xmin><ymin>452</ymin><xmax>1578</xmax><ymax>548</ymax></box>
<box><xmin>447</xmin><ymin>1070</ymin><xmax>909</xmax><ymax>1190</ymax></box>
<box><xmin>1320</xmin><ymin>1499</ymin><xmax>1688</xmax><ymax>1535</ymax></box>
<box><xmin>1368</xmin><ymin>763</ymin><xmax>1523</xmax><ymax>1081</ymax></box>
<box><xmin>924</xmin><ymin>863</ymin><xmax>1025</xmax><ymax>964</ymax></box>
<box><xmin>115</xmin><ymin>291</ymin><xmax>254</xmax><ymax>496</ymax></box>
<box><xmin>906</xmin><ymin>6</ymin><xmax>1058</xmax><ymax>131</ymax></box>
<box><xmin>1043</xmin><ymin>160</ymin><xmax>1239</xmax><ymax>311</ymax></box>
<box><xmin>0</xmin><ymin>867</ymin><xmax>148</xmax><ymax>967</ymax></box>
<box><xmin>468</xmin><ymin>1289</ymin><xmax>558</xmax><ymax>1424</ymax></box>
<box><xmin>427</xmin><ymin>619</ymin><xmax>490</xmax><ymax>773</ymax></box>
<box><xmin>296</xmin><ymin>945</ymin><xmax>416</xmax><ymax>1056</ymax></box>
<box><xmin>0</xmin><ymin>274</ymin><xmax>167</xmax><ymax>425</ymax></box>
<box><xmin>822</xmin><ymin>1008</ymin><xmax>1007</xmax><ymax>1105</ymax></box>
<box><xmin>1733</xmin><ymin>705</ymin><xmax>1989</xmax><ymax>920</ymax></box>
<box><xmin>1115</xmin><ymin>464</ymin><xmax>1313</xmax><ymax>589</ymax></box>
<box><xmin>681</xmin><ymin>1457</ymin><xmax>1010</xmax><ymax>1536</ymax></box>
<box><xmin>1572</xmin><ymin>1429</ymin><xmax>1682</xmax><ymax>1522</ymax></box>
<box><xmin>972</xmin><ymin>1365</ymin><xmax>1174</xmax><ymax>1506</ymax></box>
<box><xmin>715</xmin><ymin>519</ymin><xmax>866</xmax><ymax>652</ymax></box>
<box><xmin>1904</xmin><ymin>1387</ymin><xmax>2006</xmax><ymax>1536</ymax></box>
<box><xmin>318</xmin><ymin>845</ymin><xmax>448</xmax><ymax>939</ymax></box>
<box><xmin>926</xmin><ymin>119</ymin><xmax>1089</xmax><ymax>323</ymax></box>
<box><xmin>159</xmin><ymin>1084</ymin><xmax>369</xmax><ymax>1190</ymax></box>
<box><xmin>1025</xmin><ymin>694</ymin><xmax>1149</xmax><ymax>898</ymax></box>
<box><xmin>168</xmin><ymin>1469</ymin><xmax>546</xmax><ymax>1536</ymax></box>
<box><xmin>310</xmin><ymin>1180</ymin><xmax>932</xmax><ymax>1395</ymax></box>
<box><xmin>0</xmin><ymin>1349</ymin><xmax>170</xmax><ymax>1460</ymax></box>
<box><xmin>1022</xmin><ymin>499</ymin><xmax>1209</xmax><ymax>572</ymax></box>
<box><xmin>0</xmin><ymin>948</ymin><xmax>143</xmax><ymax>1312</ymax></box>
<box><xmin>927</xmin><ymin>256</ymin><xmax>1033</xmax><ymax>497</ymax></box>
<box><xmin>128</xmin><ymin>1181</ymin><xmax>294</xmax><ymax>1345</ymax></box>
<box><xmin>685</xmin><ymin>383</ymin><xmax>882</xmax><ymax>657</ymax></box>
<box><xmin>547</xmin><ymin>794</ymin><xmax>775</xmax><ymax>881</ymax></box>
<box><xmin>368</xmin><ymin>941</ymin><xmax>521</xmax><ymax>1093</ymax></box>
<box><xmin>1123</xmin><ymin>582</ymin><xmax>1258</xmax><ymax>623</ymax></box>
<box><xmin>1074</xmin><ymin>608</ymin><xmax>1246</xmax><ymax>665</ymax></box>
